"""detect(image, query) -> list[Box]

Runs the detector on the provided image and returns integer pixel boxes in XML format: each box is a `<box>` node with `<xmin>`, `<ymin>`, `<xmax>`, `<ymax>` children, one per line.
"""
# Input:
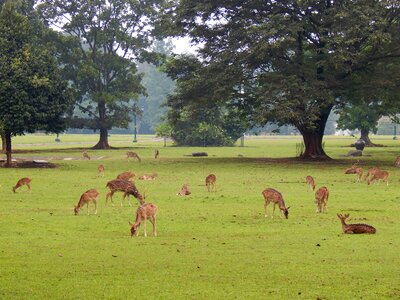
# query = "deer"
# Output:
<box><xmin>154</xmin><ymin>149</ymin><xmax>159</xmax><ymax>159</ymax></box>
<box><xmin>116</xmin><ymin>171</ymin><xmax>135</xmax><ymax>181</ymax></box>
<box><xmin>177</xmin><ymin>184</ymin><xmax>191</xmax><ymax>196</ymax></box>
<box><xmin>129</xmin><ymin>203</ymin><xmax>158</xmax><ymax>237</ymax></box>
<box><xmin>105</xmin><ymin>179</ymin><xmax>145</xmax><ymax>207</ymax></box>
<box><xmin>363</xmin><ymin>166</ymin><xmax>381</xmax><ymax>182</ymax></box>
<box><xmin>344</xmin><ymin>163</ymin><xmax>364</xmax><ymax>182</ymax></box>
<box><xmin>82</xmin><ymin>151</ymin><xmax>91</xmax><ymax>160</ymax></box>
<box><xmin>315</xmin><ymin>186</ymin><xmax>329</xmax><ymax>213</ymax></box>
<box><xmin>367</xmin><ymin>169</ymin><xmax>389</xmax><ymax>186</ymax></box>
<box><xmin>205</xmin><ymin>174</ymin><xmax>216</xmax><ymax>192</ymax></box>
<box><xmin>98</xmin><ymin>164</ymin><xmax>105</xmax><ymax>177</ymax></box>
<box><xmin>262</xmin><ymin>188</ymin><xmax>290</xmax><ymax>219</ymax></box>
<box><xmin>126</xmin><ymin>151</ymin><xmax>141</xmax><ymax>162</ymax></box>
<box><xmin>138</xmin><ymin>172</ymin><xmax>158</xmax><ymax>180</ymax></box>
<box><xmin>74</xmin><ymin>189</ymin><xmax>99</xmax><ymax>215</ymax></box>
<box><xmin>305</xmin><ymin>175</ymin><xmax>316</xmax><ymax>191</ymax></box>
<box><xmin>337</xmin><ymin>214</ymin><xmax>376</xmax><ymax>234</ymax></box>
<box><xmin>394</xmin><ymin>156</ymin><xmax>400</xmax><ymax>167</ymax></box>
<box><xmin>12</xmin><ymin>177</ymin><xmax>32</xmax><ymax>193</ymax></box>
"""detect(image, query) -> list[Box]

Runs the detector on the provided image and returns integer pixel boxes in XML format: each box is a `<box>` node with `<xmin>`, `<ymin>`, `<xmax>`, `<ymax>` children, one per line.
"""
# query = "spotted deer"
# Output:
<box><xmin>305</xmin><ymin>175</ymin><xmax>316</xmax><ymax>191</ymax></box>
<box><xmin>337</xmin><ymin>214</ymin><xmax>376</xmax><ymax>234</ymax></box>
<box><xmin>98</xmin><ymin>164</ymin><xmax>105</xmax><ymax>177</ymax></box>
<box><xmin>363</xmin><ymin>167</ymin><xmax>381</xmax><ymax>182</ymax></box>
<box><xmin>82</xmin><ymin>151</ymin><xmax>91</xmax><ymax>160</ymax></box>
<box><xmin>177</xmin><ymin>184</ymin><xmax>191</xmax><ymax>196</ymax></box>
<box><xmin>344</xmin><ymin>163</ymin><xmax>364</xmax><ymax>182</ymax></box>
<box><xmin>367</xmin><ymin>170</ymin><xmax>389</xmax><ymax>186</ymax></box>
<box><xmin>116</xmin><ymin>171</ymin><xmax>135</xmax><ymax>181</ymax></box>
<box><xmin>126</xmin><ymin>151</ymin><xmax>141</xmax><ymax>162</ymax></box>
<box><xmin>138</xmin><ymin>172</ymin><xmax>158</xmax><ymax>180</ymax></box>
<box><xmin>205</xmin><ymin>174</ymin><xmax>216</xmax><ymax>192</ymax></box>
<box><xmin>315</xmin><ymin>186</ymin><xmax>329</xmax><ymax>213</ymax></box>
<box><xmin>129</xmin><ymin>203</ymin><xmax>158</xmax><ymax>237</ymax></box>
<box><xmin>105</xmin><ymin>179</ymin><xmax>145</xmax><ymax>206</ymax></box>
<box><xmin>74</xmin><ymin>189</ymin><xmax>99</xmax><ymax>215</ymax></box>
<box><xmin>154</xmin><ymin>149</ymin><xmax>159</xmax><ymax>159</ymax></box>
<box><xmin>262</xmin><ymin>188</ymin><xmax>290</xmax><ymax>219</ymax></box>
<box><xmin>12</xmin><ymin>177</ymin><xmax>32</xmax><ymax>193</ymax></box>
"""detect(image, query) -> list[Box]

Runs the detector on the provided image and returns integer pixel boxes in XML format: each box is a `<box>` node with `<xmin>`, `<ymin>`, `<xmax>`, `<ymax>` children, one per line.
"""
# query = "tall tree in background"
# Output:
<box><xmin>162</xmin><ymin>0</ymin><xmax>400</xmax><ymax>159</ymax></box>
<box><xmin>39</xmin><ymin>0</ymin><xmax>163</xmax><ymax>149</ymax></box>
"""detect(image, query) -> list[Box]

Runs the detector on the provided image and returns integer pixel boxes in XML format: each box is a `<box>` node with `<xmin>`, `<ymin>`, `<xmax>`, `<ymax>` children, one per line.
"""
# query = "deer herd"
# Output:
<box><xmin>11</xmin><ymin>150</ymin><xmax>397</xmax><ymax>237</ymax></box>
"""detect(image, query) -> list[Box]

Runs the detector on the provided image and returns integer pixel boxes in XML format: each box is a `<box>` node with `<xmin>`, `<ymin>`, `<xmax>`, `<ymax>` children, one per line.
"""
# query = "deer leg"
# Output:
<box><xmin>127</xmin><ymin>195</ymin><xmax>132</xmax><ymax>207</ymax></box>
<box><xmin>94</xmin><ymin>201</ymin><xmax>97</xmax><ymax>215</ymax></box>
<box><xmin>143</xmin><ymin>217</ymin><xmax>147</xmax><ymax>237</ymax></box>
<box><xmin>272</xmin><ymin>203</ymin><xmax>276</xmax><ymax>219</ymax></box>
<box><xmin>150</xmin><ymin>217</ymin><xmax>157</xmax><ymax>237</ymax></box>
<box><xmin>264</xmin><ymin>201</ymin><xmax>268</xmax><ymax>218</ymax></box>
<box><xmin>87</xmin><ymin>203</ymin><xmax>90</xmax><ymax>215</ymax></box>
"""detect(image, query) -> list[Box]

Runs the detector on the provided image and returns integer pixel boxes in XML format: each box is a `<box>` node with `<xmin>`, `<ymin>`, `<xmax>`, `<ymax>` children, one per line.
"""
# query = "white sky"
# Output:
<box><xmin>172</xmin><ymin>36</ymin><xmax>198</xmax><ymax>54</ymax></box>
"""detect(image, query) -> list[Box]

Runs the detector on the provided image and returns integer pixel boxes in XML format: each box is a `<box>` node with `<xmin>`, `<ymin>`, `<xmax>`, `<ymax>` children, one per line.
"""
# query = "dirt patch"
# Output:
<box><xmin>0</xmin><ymin>160</ymin><xmax>57</xmax><ymax>168</ymax></box>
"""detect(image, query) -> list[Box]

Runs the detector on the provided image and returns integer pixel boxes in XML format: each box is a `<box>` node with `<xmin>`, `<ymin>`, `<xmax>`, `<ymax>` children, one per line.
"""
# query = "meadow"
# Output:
<box><xmin>0</xmin><ymin>134</ymin><xmax>399</xmax><ymax>299</ymax></box>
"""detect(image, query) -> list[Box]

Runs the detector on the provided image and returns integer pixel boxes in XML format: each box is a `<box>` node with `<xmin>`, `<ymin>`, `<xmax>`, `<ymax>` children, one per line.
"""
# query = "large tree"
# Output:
<box><xmin>162</xmin><ymin>0</ymin><xmax>400</xmax><ymax>159</ymax></box>
<box><xmin>0</xmin><ymin>1</ymin><xmax>72</xmax><ymax>166</ymax></box>
<box><xmin>39</xmin><ymin>0</ymin><xmax>164</xmax><ymax>149</ymax></box>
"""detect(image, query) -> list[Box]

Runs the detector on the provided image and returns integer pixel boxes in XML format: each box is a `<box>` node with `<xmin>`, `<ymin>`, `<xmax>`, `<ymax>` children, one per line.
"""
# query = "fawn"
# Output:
<box><xmin>98</xmin><ymin>164</ymin><xmax>105</xmax><ymax>177</ymax></box>
<box><xmin>155</xmin><ymin>149</ymin><xmax>159</xmax><ymax>159</ymax></box>
<box><xmin>138</xmin><ymin>172</ymin><xmax>158</xmax><ymax>180</ymax></box>
<box><xmin>177</xmin><ymin>184</ymin><xmax>191</xmax><ymax>196</ymax></box>
<box><xmin>262</xmin><ymin>188</ymin><xmax>290</xmax><ymax>219</ymax></box>
<box><xmin>305</xmin><ymin>175</ymin><xmax>316</xmax><ymax>191</ymax></box>
<box><xmin>205</xmin><ymin>174</ymin><xmax>216</xmax><ymax>192</ymax></box>
<box><xmin>82</xmin><ymin>151</ymin><xmax>91</xmax><ymax>160</ymax></box>
<box><xmin>12</xmin><ymin>177</ymin><xmax>32</xmax><ymax>193</ymax></box>
<box><xmin>116</xmin><ymin>171</ymin><xmax>135</xmax><ymax>181</ymax></box>
<box><xmin>129</xmin><ymin>203</ymin><xmax>158</xmax><ymax>237</ymax></box>
<box><xmin>363</xmin><ymin>167</ymin><xmax>381</xmax><ymax>182</ymax></box>
<box><xmin>126</xmin><ymin>151</ymin><xmax>141</xmax><ymax>162</ymax></box>
<box><xmin>106</xmin><ymin>179</ymin><xmax>145</xmax><ymax>206</ymax></box>
<box><xmin>315</xmin><ymin>186</ymin><xmax>329</xmax><ymax>213</ymax></box>
<box><xmin>337</xmin><ymin>214</ymin><xmax>376</xmax><ymax>234</ymax></box>
<box><xmin>344</xmin><ymin>163</ymin><xmax>364</xmax><ymax>182</ymax></box>
<box><xmin>74</xmin><ymin>189</ymin><xmax>99</xmax><ymax>215</ymax></box>
<box><xmin>367</xmin><ymin>170</ymin><xmax>389</xmax><ymax>185</ymax></box>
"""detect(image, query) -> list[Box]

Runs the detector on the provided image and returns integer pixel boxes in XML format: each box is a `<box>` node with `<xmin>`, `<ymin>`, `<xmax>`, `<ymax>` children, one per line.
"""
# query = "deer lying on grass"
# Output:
<box><xmin>129</xmin><ymin>203</ymin><xmax>158</xmax><ymax>237</ymax></box>
<box><xmin>138</xmin><ymin>172</ymin><xmax>157</xmax><ymax>180</ymax></box>
<box><xmin>98</xmin><ymin>164</ymin><xmax>105</xmax><ymax>177</ymax></box>
<box><xmin>116</xmin><ymin>171</ymin><xmax>135</xmax><ymax>181</ymax></box>
<box><xmin>262</xmin><ymin>188</ymin><xmax>290</xmax><ymax>219</ymax></box>
<box><xmin>126</xmin><ymin>151</ymin><xmax>141</xmax><ymax>162</ymax></box>
<box><xmin>305</xmin><ymin>175</ymin><xmax>316</xmax><ymax>191</ymax></box>
<box><xmin>363</xmin><ymin>167</ymin><xmax>381</xmax><ymax>182</ymax></box>
<box><xmin>337</xmin><ymin>214</ymin><xmax>376</xmax><ymax>234</ymax></box>
<box><xmin>154</xmin><ymin>149</ymin><xmax>159</xmax><ymax>159</ymax></box>
<box><xmin>315</xmin><ymin>186</ymin><xmax>329</xmax><ymax>213</ymax></box>
<box><xmin>105</xmin><ymin>179</ymin><xmax>145</xmax><ymax>207</ymax></box>
<box><xmin>205</xmin><ymin>174</ymin><xmax>216</xmax><ymax>192</ymax></box>
<box><xmin>367</xmin><ymin>170</ymin><xmax>389</xmax><ymax>186</ymax></box>
<box><xmin>82</xmin><ymin>151</ymin><xmax>91</xmax><ymax>160</ymax></box>
<box><xmin>13</xmin><ymin>177</ymin><xmax>32</xmax><ymax>193</ymax></box>
<box><xmin>177</xmin><ymin>184</ymin><xmax>191</xmax><ymax>196</ymax></box>
<box><xmin>344</xmin><ymin>163</ymin><xmax>364</xmax><ymax>182</ymax></box>
<box><xmin>74</xmin><ymin>189</ymin><xmax>99</xmax><ymax>215</ymax></box>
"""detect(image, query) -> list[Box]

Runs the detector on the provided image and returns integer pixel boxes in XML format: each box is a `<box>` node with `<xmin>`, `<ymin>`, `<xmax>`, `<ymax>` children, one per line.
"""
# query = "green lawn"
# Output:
<box><xmin>1</xmin><ymin>134</ymin><xmax>399</xmax><ymax>299</ymax></box>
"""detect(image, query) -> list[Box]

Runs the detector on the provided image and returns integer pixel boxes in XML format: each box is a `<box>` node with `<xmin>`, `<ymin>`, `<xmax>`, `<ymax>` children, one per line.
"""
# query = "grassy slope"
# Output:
<box><xmin>0</xmin><ymin>135</ymin><xmax>399</xmax><ymax>299</ymax></box>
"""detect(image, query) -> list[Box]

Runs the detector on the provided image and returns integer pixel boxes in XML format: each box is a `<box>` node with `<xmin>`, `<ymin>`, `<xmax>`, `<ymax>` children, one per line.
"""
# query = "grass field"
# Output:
<box><xmin>1</xmin><ymin>134</ymin><xmax>399</xmax><ymax>299</ymax></box>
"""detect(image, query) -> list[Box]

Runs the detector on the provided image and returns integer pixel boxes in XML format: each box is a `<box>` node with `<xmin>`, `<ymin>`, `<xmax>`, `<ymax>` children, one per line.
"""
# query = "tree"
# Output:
<box><xmin>0</xmin><ymin>1</ymin><xmax>72</xmax><ymax>166</ymax></box>
<box><xmin>39</xmin><ymin>0</ymin><xmax>164</xmax><ymax>149</ymax></box>
<box><xmin>161</xmin><ymin>0</ymin><xmax>400</xmax><ymax>159</ymax></box>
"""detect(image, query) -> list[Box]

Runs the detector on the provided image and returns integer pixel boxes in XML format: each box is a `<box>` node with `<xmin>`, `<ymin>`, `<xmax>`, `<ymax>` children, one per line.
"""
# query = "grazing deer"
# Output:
<box><xmin>98</xmin><ymin>164</ymin><xmax>105</xmax><ymax>177</ymax></box>
<box><xmin>262</xmin><ymin>188</ymin><xmax>290</xmax><ymax>219</ymax></box>
<box><xmin>138</xmin><ymin>172</ymin><xmax>158</xmax><ymax>180</ymax></box>
<box><xmin>105</xmin><ymin>179</ymin><xmax>145</xmax><ymax>206</ymax></box>
<box><xmin>305</xmin><ymin>175</ymin><xmax>316</xmax><ymax>191</ymax></box>
<box><xmin>126</xmin><ymin>151</ymin><xmax>141</xmax><ymax>162</ymax></box>
<box><xmin>363</xmin><ymin>167</ymin><xmax>381</xmax><ymax>182</ymax></box>
<box><xmin>177</xmin><ymin>184</ymin><xmax>191</xmax><ymax>196</ymax></box>
<box><xmin>205</xmin><ymin>174</ymin><xmax>216</xmax><ymax>192</ymax></box>
<box><xmin>344</xmin><ymin>163</ymin><xmax>364</xmax><ymax>182</ymax></box>
<box><xmin>116</xmin><ymin>171</ymin><xmax>135</xmax><ymax>181</ymax></box>
<box><xmin>154</xmin><ymin>149</ymin><xmax>159</xmax><ymax>159</ymax></box>
<box><xmin>12</xmin><ymin>177</ymin><xmax>32</xmax><ymax>193</ymax></box>
<box><xmin>394</xmin><ymin>156</ymin><xmax>400</xmax><ymax>167</ymax></box>
<box><xmin>129</xmin><ymin>203</ymin><xmax>158</xmax><ymax>237</ymax></box>
<box><xmin>315</xmin><ymin>186</ymin><xmax>329</xmax><ymax>213</ymax></box>
<box><xmin>74</xmin><ymin>189</ymin><xmax>99</xmax><ymax>215</ymax></box>
<box><xmin>82</xmin><ymin>151</ymin><xmax>91</xmax><ymax>160</ymax></box>
<box><xmin>367</xmin><ymin>170</ymin><xmax>389</xmax><ymax>186</ymax></box>
<box><xmin>337</xmin><ymin>214</ymin><xmax>376</xmax><ymax>234</ymax></box>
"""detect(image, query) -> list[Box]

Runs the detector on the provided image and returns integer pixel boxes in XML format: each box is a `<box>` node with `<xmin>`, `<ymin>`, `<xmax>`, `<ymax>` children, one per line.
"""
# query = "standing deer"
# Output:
<box><xmin>315</xmin><ymin>186</ymin><xmax>329</xmax><ymax>213</ymax></box>
<box><xmin>138</xmin><ymin>172</ymin><xmax>158</xmax><ymax>180</ymax></box>
<box><xmin>74</xmin><ymin>189</ymin><xmax>99</xmax><ymax>215</ymax></box>
<box><xmin>205</xmin><ymin>174</ymin><xmax>216</xmax><ymax>192</ymax></box>
<box><xmin>105</xmin><ymin>179</ymin><xmax>145</xmax><ymax>206</ymax></box>
<box><xmin>126</xmin><ymin>151</ymin><xmax>141</xmax><ymax>162</ymax></box>
<box><xmin>98</xmin><ymin>164</ymin><xmax>105</xmax><ymax>177</ymax></box>
<box><xmin>12</xmin><ymin>177</ymin><xmax>32</xmax><ymax>193</ymax></box>
<box><xmin>367</xmin><ymin>170</ymin><xmax>389</xmax><ymax>186</ymax></box>
<box><xmin>154</xmin><ymin>149</ymin><xmax>159</xmax><ymax>159</ymax></box>
<box><xmin>116</xmin><ymin>171</ymin><xmax>135</xmax><ymax>181</ymax></box>
<box><xmin>177</xmin><ymin>184</ymin><xmax>191</xmax><ymax>196</ymax></box>
<box><xmin>394</xmin><ymin>156</ymin><xmax>400</xmax><ymax>167</ymax></box>
<box><xmin>337</xmin><ymin>214</ymin><xmax>376</xmax><ymax>234</ymax></box>
<box><xmin>344</xmin><ymin>163</ymin><xmax>364</xmax><ymax>182</ymax></box>
<box><xmin>82</xmin><ymin>151</ymin><xmax>91</xmax><ymax>160</ymax></box>
<box><xmin>129</xmin><ymin>203</ymin><xmax>158</xmax><ymax>237</ymax></box>
<box><xmin>363</xmin><ymin>167</ymin><xmax>381</xmax><ymax>182</ymax></box>
<box><xmin>262</xmin><ymin>188</ymin><xmax>290</xmax><ymax>219</ymax></box>
<box><xmin>305</xmin><ymin>175</ymin><xmax>316</xmax><ymax>191</ymax></box>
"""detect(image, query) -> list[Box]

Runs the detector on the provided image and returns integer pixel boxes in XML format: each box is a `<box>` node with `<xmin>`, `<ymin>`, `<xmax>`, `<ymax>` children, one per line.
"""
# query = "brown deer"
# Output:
<box><xmin>363</xmin><ymin>167</ymin><xmax>381</xmax><ymax>182</ymax></box>
<box><xmin>305</xmin><ymin>175</ymin><xmax>316</xmax><ymax>191</ymax></box>
<box><xmin>315</xmin><ymin>186</ymin><xmax>329</xmax><ymax>213</ymax></box>
<box><xmin>98</xmin><ymin>164</ymin><xmax>105</xmax><ymax>177</ymax></box>
<box><xmin>82</xmin><ymin>151</ymin><xmax>91</xmax><ymax>160</ymax></box>
<box><xmin>337</xmin><ymin>214</ymin><xmax>376</xmax><ymax>234</ymax></box>
<box><xmin>126</xmin><ymin>151</ymin><xmax>141</xmax><ymax>162</ymax></box>
<box><xmin>205</xmin><ymin>174</ymin><xmax>216</xmax><ymax>192</ymax></box>
<box><xmin>262</xmin><ymin>188</ymin><xmax>290</xmax><ymax>219</ymax></box>
<box><xmin>129</xmin><ymin>203</ymin><xmax>158</xmax><ymax>237</ymax></box>
<box><xmin>74</xmin><ymin>189</ymin><xmax>99</xmax><ymax>215</ymax></box>
<box><xmin>344</xmin><ymin>163</ymin><xmax>364</xmax><ymax>182</ymax></box>
<box><xmin>116</xmin><ymin>171</ymin><xmax>135</xmax><ymax>181</ymax></box>
<box><xmin>177</xmin><ymin>184</ymin><xmax>191</xmax><ymax>196</ymax></box>
<box><xmin>367</xmin><ymin>170</ymin><xmax>389</xmax><ymax>186</ymax></box>
<box><xmin>394</xmin><ymin>156</ymin><xmax>400</xmax><ymax>167</ymax></box>
<box><xmin>154</xmin><ymin>149</ymin><xmax>159</xmax><ymax>159</ymax></box>
<box><xmin>105</xmin><ymin>179</ymin><xmax>145</xmax><ymax>206</ymax></box>
<box><xmin>138</xmin><ymin>172</ymin><xmax>158</xmax><ymax>180</ymax></box>
<box><xmin>12</xmin><ymin>177</ymin><xmax>32</xmax><ymax>193</ymax></box>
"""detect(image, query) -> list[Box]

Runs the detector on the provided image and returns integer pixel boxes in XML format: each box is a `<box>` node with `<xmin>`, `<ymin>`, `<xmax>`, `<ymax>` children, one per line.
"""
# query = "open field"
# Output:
<box><xmin>1</xmin><ymin>134</ymin><xmax>400</xmax><ymax>299</ymax></box>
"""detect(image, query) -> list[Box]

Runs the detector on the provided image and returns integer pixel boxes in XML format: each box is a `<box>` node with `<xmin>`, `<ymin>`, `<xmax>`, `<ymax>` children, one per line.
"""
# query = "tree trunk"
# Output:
<box><xmin>92</xmin><ymin>128</ymin><xmax>111</xmax><ymax>149</ymax></box>
<box><xmin>360</xmin><ymin>129</ymin><xmax>378</xmax><ymax>147</ymax></box>
<box><xmin>5</xmin><ymin>131</ymin><xmax>12</xmax><ymax>167</ymax></box>
<box><xmin>1</xmin><ymin>134</ymin><xmax>5</xmax><ymax>153</ymax></box>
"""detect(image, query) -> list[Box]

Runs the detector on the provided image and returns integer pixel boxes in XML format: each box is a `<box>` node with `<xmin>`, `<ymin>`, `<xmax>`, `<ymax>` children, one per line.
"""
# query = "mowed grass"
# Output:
<box><xmin>1</xmin><ymin>134</ymin><xmax>400</xmax><ymax>299</ymax></box>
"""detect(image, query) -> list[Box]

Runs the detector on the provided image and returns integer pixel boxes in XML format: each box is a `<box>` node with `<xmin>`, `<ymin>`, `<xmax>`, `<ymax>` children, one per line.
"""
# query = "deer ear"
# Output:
<box><xmin>286</xmin><ymin>206</ymin><xmax>291</xmax><ymax>210</ymax></box>
<box><xmin>129</xmin><ymin>221</ymin><xmax>133</xmax><ymax>226</ymax></box>
<box><xmin>345</xmin><ymin>213</ymin><xmax>350</xmax><ymax>218</ymax></box>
